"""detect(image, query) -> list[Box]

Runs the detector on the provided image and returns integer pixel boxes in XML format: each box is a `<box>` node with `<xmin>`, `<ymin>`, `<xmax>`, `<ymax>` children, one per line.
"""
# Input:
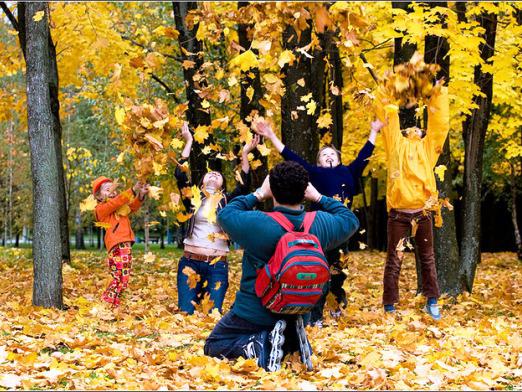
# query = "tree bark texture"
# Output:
<box><xmin>460</xmin><ymin>10</ymin><xmax>497</xmax><ymax>292</ymax></box>
<box><xmin>281</xmin><ymin>24</ymin><xmax>319</xmax><ymax>162</ymax></box>
<box><xmin>173</xmin><ymin>1</ymin><xmax>219</xmax><ymax>184</ymax></box>
<box><xmin>424</xmin><ymin>1</ymin><xmax>461</xmax><ymax>296</ymax></box>
<box><xmin>238</xmin><ymin>2</ymin><xmax>267</xmax><ymax>190</ymax></box>
<box><xmin>15</xmin><ymin>2</ymin><xmax>70</xmax><ymax>262</ymax></box>
<box><xmin>25</xmin><ymin>2</ymin><xmax>63</xmax><ymax>309</ymax></box>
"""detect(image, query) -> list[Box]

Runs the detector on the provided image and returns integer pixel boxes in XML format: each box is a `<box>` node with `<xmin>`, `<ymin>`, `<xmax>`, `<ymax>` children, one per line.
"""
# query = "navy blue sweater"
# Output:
<box><xmin>281</xmin><ymin>141</ymin><xmax>375</xmax><ymax>209</ymax></box>
<box><xmin>217</xmin><ymin>194</ymin><xmax>359</xmax><ymax>326</ymax></box>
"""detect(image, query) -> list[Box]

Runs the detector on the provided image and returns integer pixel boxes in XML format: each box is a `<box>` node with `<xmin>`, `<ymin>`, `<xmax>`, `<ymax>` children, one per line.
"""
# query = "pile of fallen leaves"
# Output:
<box><xmin>0</xmin><ymin>247</ymin><xmax>521</xmax><ymax>390</ymax></box>
<box><xmin>381</xmin><ymin>52</ymin><xmax>441</xmax><ymax>108</ymax></box>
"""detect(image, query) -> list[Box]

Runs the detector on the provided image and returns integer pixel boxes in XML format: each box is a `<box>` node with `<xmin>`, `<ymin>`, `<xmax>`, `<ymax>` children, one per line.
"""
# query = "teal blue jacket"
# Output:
<box><xmin>217</xmin><ymin>193</ymin><xmax>359</xmax><ymax>326</ymax></box>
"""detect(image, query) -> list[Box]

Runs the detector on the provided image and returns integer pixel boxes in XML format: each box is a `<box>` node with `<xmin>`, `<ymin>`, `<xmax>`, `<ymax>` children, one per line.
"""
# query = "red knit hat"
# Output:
<box><xmin>92</xmin><ymin>176</ymin><xmax>112</xmax><ymax>195</ymax></box>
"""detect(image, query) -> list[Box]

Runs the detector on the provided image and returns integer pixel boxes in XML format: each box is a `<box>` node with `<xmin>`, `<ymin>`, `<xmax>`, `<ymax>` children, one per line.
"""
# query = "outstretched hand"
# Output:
<box><xmin>181</xmin><ymin>121</ymin><xmax>192</xmax><ymax>142</ymax></box>
<box><xmin>371</xmin><ymin>119</ymin><xmax>384</xmax><ymax>133</ymax></box>
<box><xmin>252</xmin><ymin>117</ymin><xmax>274</xmax><ymax>139</ymax></box>
<box><xmin>243</xmin><ymin>134</ymin><xmax>260</xmax><ymax>155</ymax></box>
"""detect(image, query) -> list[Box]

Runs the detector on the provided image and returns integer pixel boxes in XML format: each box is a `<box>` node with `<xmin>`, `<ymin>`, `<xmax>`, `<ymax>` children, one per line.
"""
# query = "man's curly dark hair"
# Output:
<box><xmin>269</xmin><ymin>161</ymin><xmax>309</xmax><ymax>205</ymax></box>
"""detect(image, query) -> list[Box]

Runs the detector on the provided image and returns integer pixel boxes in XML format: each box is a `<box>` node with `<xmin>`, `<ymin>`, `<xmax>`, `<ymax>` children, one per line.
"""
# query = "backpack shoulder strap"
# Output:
<box><xmin>302</xmin><ymin>211</ymin><xmax>317</xmax><ymax>234</ymax></box>
<box><xmin>265</xmin><ymin>211</ymin><xmax>295</xmax><ymax>232</ymax></box>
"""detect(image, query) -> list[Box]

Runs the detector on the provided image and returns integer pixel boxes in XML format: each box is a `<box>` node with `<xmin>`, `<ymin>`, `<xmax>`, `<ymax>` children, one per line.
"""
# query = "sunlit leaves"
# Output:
<box><xmin>228</xmin><ymin>50</ymin><xmax>259</xmax><ymax>73</ymax></box>
<box><xmin>80</xmin><ymin>195</ymin><xmax>97</xmax><ymax>212</ymax></box>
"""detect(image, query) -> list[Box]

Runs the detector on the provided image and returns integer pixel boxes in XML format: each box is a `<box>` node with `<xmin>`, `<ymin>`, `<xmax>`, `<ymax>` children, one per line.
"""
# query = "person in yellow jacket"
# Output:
<box><xmin>374</xmin><ymin>81</ymin><xmax>449</xmax><ymax>320</ymax></box>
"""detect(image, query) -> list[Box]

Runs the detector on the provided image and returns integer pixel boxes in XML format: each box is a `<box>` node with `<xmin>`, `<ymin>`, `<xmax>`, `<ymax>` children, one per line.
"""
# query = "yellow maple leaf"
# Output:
<box><xmin>246</xmin><ymin>86</ymin><xmax>254</xmax><ymax>102</ymax></box>
<box><xmin>317</xmin><ymin>112</ymin><xmax>333</xmax><ymax>129</ymax></box>
<box><xmin>229</xmin><ymin>50</ymin><xmax>259</xmax><ymax>72</ymax></box>
<box><xmin>278</xmin><ymin>50</ymin><xmax>295</xmax><ymax>68</ymax></box>
<box><xmin>32</xmin><ymin>11</ymin><xmax>45</xmax><ymax>22</ymax></box>
<box><xmin>144</xmin><ymin>252</ymin><xmax>156</xmax><ymax>263</ymax></box>
<box><xmin>256</xmin><ymin>143</ymin><xmax>271</xmax><ymax>157</ymax></box>
<box><xmin>182</xmin><ymin>266</ymin><xmax>201</xmax><ymax>289</ymax></box>
<box><xmin>190</xmin><ymin>185</ymin><xmax>202</xmax><ymax>212</ymax></box>
<box><xmin>434</xmin><ymin>165</ymin><xmax>447</xmax><ymax>182</ymax></box>
<box><xmin>193</xmin><ymin>125</ymin><xmax>209</xmax><ymax>144</ymax></box>
<box><xmin>80</xmin><ymin>195</ymin><xmax>97</xmax><ymax>212</ymax></box>
<box><xmin>95</xmin><ymin>221</ymin><xmax>111</xmax><ymax>230</ymax></box>
<box><xmin>176</xmin><ymin>211</ymin><xmax>193</xmax><ymax>223</ymax></box>
<box><xmin>306</xmin><ymin>100</ymin><xmax>317</xmax><ymax>115</ymax></box>
<box><xmin>115</xmin><ymin>107</ymin><xmax>125</xmax><ymax>125</ymax></box>
<box><xmin>148</xmin><ymin>186</ymin><xmax>163</xmax><ymax>200</ymax></box>
<box><xmin>202</xmin><ymin>192</ymin><xmax>223</xmax><ymax>224</ymax></box>
<box><xmin>170</xmin><ymin>138</ymin><xmax>184</xmax><ymax>149</ymax></box>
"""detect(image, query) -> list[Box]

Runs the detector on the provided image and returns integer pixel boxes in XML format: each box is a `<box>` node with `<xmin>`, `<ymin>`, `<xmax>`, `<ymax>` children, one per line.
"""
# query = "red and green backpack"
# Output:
<box><xmin>255</xmin><ymin>211</ymin><xmax>330</xmax><ymax>315</ymax></box>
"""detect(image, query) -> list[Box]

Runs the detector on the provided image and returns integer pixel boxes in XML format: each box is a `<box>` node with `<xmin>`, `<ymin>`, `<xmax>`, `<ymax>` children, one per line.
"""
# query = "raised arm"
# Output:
<box><xmin>373</xmin><ymin>88</ymin><xmax>401</xmax><ymax>156</ymax></box>
<box><xmin>227</xmin><ymin>135</ymin><xmax>259</xmax><ymax>200</ymax></box>
<box><xmin>253</xmin><ymin>117</ymin><xmax>315</xmax><ymax>171</ymax></box>
<box><xmin>346</xmin><ymin>120</ymin><xmax>381</xmax><ymax>181</ymax></box>
<box><xmin>128</xmin><ymin>183</ymin><xmax>148</xmax><ymax>212</ymax></box>
<box><xmin>95</xmin><ymin>188</ymin><xmax>137</xmax><ymax>221</ymax></box>
<box><xmin>425</xmin><ymin>85</ymin><xmax>449</xmax><ymax>167</ymax></box>
<box><xmin>175</xmin><ymin>122</ymin><xmax>194</xmax><ymax>212</ymax></box>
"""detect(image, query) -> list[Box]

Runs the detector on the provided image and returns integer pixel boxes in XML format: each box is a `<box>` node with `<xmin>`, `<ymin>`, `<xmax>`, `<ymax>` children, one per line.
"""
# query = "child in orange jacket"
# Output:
<box><xmin>92</xmin><ymin>176</ymin><xmax>149</xmax><ymax>307</ymax></box>
<box><xmin>374</xmin><ymin>81</ymin><xmax>449</xmax><ymax>320</ymax></box>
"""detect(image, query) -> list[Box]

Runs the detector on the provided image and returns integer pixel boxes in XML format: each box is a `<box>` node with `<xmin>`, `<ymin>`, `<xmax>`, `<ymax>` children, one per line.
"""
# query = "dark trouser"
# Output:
<box><xmin>204</xmin><ymin>311</ymin><xmax>300</xmax><ymax>369</ymax></box>
<box><xmin>383</xmin><ymin>209</ymin><xmax>440</xmax><ymax>305</ymax></box>
<box><xmin>177</xmin><ymin>256</ymin><xmax>229</xmax><ymax>314</ymax></box>
<box><xmin>310</xmin><ymin>244</ymin><xmax>348</xmax><ymax>323</ymax></box>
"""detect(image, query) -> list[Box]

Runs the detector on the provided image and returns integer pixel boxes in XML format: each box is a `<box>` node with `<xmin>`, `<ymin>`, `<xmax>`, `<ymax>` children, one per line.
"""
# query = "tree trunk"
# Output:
<box><xmin>281</xmin><ymin>24</ymin><xmax>319</xmax><ymax>162</ymax></box>
<box><xmin>329</xmin><ymin>32</ymin><xmax>344</xmax><ymax>150</ymax></box>
<box><xmin>424</xmin><ymin>2</ymin><xmax>461</xmax><ymax>296</ymax></box>
<box><xmin>460</xmin><ymin>9</ymin><xmax>497</xmax><ymax>292</ymax></box>
<box><xmin>173</xmin><ymin>1</ymin><xmax>219</xmax><ymax>184</ymax></box>
<box><xmin>25</xmin><ymin>2</ymin><xmax>63</xmax><ymax>309</ymax></box>
<box><xmin>510</xmin><ymin>164</ymin><xmax>522</xmax><ymax>261</ymax></box>
<box><xmin>15</xmin><ymin>232</ymin><xmax>20</xmax><ymax>248</ymax></box>
<box><xmin>15</xmin><ymin>2</ymin><xmax>70</xmax><ymax>263</ymax></box>
<box><xmin>75</xmin><ymin>209</ymin><xmax>85</xmax><ymax>250</ymax></box>
<box><xmin>238</xmin><ymin>2</ymin><xmax>267</xmax><ymax>190</ymax></box>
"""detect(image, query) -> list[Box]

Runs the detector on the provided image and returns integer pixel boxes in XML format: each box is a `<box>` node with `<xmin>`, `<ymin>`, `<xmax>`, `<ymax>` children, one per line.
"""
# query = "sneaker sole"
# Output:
<box><xmin>267</xmin><ymin>320</ymin><xmax>286</xmax><ymax>372</ymax></box>
<box><xmin>424</xmin><ymin>305</ymin><xmax>441</xmax><ymax>320</ymax></box>
<box><xmin>296</xmin><ymin>316</ymin><xmax>313</xmax><ymax>371</ymax></box>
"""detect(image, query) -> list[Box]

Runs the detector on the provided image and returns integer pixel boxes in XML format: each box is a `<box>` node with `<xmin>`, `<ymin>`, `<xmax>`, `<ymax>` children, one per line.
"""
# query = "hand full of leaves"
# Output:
<box><xmin>381</xmin><ymin>52</ymin><xmax>442</xmax><ymax>108</ymax></box>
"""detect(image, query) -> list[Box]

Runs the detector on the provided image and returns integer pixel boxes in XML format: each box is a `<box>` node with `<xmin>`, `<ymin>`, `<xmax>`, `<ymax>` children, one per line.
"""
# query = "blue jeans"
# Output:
<box><xmin>177</xmin><ymin>256</ymin><xmax>229</xmax><ymax>314</ymax></box>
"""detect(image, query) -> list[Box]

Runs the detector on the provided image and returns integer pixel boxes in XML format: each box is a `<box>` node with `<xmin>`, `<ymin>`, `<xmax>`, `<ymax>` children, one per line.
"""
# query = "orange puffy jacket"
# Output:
<box><xmin>94</xmin><ymin>189</ymin><xmax>142</xmax><ymax>252</ymax></box>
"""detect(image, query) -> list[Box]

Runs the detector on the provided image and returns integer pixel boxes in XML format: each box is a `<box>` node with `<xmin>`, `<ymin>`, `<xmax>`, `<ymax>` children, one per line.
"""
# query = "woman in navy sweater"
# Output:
<box><xmin>254</xmin><ymin>119</ymin><xmax>383</xmax><ymax>324</ymax></box>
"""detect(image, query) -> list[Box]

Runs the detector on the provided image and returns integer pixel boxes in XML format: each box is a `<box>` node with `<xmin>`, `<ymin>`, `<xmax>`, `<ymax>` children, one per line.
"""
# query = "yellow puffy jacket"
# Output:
<box><xmin>374</xmin><ymin>87</ymin><xmax>449</xmax><ymax>211</ymax></box>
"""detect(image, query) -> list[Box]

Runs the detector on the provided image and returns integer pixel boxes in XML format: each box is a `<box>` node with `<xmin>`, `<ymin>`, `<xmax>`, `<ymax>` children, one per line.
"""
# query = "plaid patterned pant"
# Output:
<box><xmin>102</xmin><ymin>242</ymin><xmax>132</xmax><ymax>307</ymax></box>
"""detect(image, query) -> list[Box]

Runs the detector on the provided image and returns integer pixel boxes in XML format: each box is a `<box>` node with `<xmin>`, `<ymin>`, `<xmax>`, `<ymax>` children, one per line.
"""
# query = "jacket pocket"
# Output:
<box><xmin>112</xmin><ymin>222</ymin><xmax>120</xmax><ymax>234</ymax></box>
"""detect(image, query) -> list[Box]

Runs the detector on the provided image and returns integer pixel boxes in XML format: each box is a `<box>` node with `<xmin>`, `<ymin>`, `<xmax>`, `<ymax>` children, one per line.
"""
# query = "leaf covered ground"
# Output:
<box><xmin>0</xmin><ymin>247</ymin><xmax>521</xmax><ymax>390</ymax></box>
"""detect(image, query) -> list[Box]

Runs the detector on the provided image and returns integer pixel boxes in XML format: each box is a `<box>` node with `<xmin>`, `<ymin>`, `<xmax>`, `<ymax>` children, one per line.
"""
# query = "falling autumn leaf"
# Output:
<box><xmin>32</xmin><ymin>11</ymin><xmax>45</xmax><ymax>22</ymax></box>
<box><xmin>80</xmin><ymin>195</ymin><xmax>97</xmax><ymax>212</ymax></box>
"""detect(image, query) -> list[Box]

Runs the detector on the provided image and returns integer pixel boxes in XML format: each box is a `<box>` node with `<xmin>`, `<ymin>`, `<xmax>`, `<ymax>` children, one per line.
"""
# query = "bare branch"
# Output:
<box><xmin>0</xmin><ymin>2</ymin><xmax>19</xmax><ymax>31</ymax></box>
